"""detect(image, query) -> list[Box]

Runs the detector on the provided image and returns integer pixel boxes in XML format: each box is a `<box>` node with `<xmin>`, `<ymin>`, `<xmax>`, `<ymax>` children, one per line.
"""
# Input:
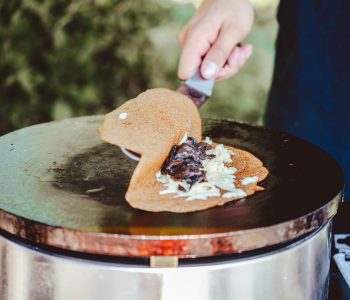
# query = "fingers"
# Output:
<box><xmin>200</xmin><ymin>26</ymin><xmax>243</xmax><ymax>79</ymax></box>
<box><xmin>177</xmin><ymin>0</ymin><xmax>255</xmax><ymax>82</ymax></box>
<box><xmin>178</xmin><ymin>26</ymin><xmax>187</xmax><ymax>48</ymax></box>
<box><xmin>215</xmin><ymin>44</ymin><xmax>253</xmax><ymax>81</ymax></box>
<box><xmin>178</xmin><ymin>27</ymin><xmax>213</xmax><ymax>80</ymax></box>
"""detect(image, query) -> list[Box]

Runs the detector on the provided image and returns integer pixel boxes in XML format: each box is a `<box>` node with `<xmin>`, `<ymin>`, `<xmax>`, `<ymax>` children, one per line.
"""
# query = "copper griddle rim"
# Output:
<box><xmin>0</xmin><ymin>191</ymin><xmax>342</xmax><ymax>258</ymax></box>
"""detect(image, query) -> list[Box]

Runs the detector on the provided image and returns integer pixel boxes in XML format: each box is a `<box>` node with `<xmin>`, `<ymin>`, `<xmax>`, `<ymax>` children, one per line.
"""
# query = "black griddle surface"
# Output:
<box><xmin>0</xmin><ymin>116</ymin><xmax>343</xmax><ymax>257</ymax></box>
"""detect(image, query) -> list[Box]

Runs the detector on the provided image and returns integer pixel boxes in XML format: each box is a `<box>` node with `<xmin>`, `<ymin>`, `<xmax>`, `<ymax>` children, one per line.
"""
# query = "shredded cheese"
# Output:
<box><xmin>156</xmin><ymin>137</ymin><xmax>247</xmax><ymax>201</ymax></box>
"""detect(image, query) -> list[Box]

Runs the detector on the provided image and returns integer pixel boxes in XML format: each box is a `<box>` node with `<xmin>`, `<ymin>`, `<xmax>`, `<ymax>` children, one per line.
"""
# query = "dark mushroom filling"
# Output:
<box><xmin>161</xmin><ymin>137</ymin><xmax>215</xmax><ymax>186</ymax></box>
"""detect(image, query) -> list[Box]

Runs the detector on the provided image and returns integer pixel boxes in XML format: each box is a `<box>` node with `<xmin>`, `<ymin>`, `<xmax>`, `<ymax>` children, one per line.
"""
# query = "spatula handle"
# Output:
<box><xmin>177</xmin><ymin>84</ymin><xmax>209</xmax><ymax>109</ymax></box>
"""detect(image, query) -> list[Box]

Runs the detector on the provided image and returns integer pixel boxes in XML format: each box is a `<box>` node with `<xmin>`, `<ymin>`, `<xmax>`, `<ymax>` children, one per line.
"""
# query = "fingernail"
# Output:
<box><xmin>202</xmin><ymin>61</ymin><xmax>218</xmax><ymax>79</ymax></box>
<box><xmin>230</xmin><ymin>47</ymin><xmax>240</xmax><ymax>65</ymax></box>
<box><xmin>245</xmin><ymin>46</ymin><xmax>253</xmax><ymax>59</ymax></box>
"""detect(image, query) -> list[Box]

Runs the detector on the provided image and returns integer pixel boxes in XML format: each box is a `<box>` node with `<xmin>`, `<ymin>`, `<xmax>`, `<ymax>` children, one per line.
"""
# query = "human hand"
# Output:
<box><xmin>178</xmin><ymin>0</ymin><xmax>254</xmax><ymax>81</ymax></box>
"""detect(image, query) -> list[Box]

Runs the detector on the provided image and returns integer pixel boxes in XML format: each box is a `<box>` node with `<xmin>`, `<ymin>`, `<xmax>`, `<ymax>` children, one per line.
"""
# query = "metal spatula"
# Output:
<box><xmin>176</xmin><ymin>69</ymin><xmax>215</xmax><ymax>108</ymax></box>
<box><xmin>122</xmin><ymin>70</ymin><xmax>215</xmax><ymax>161</ymax></box>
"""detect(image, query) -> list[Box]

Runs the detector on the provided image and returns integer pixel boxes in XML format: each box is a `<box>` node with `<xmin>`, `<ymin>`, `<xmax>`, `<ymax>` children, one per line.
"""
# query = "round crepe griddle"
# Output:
<box><xmin>0</xmin><ymin>116</ymin><xmax>343</xmax><ymax>258</ymax></box>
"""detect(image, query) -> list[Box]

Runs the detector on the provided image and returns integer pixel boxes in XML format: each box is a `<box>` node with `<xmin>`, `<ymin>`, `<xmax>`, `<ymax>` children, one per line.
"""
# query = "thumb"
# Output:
<box><xmin>201</xmin><ymin>27</ymin><xmax>241</xmax><ymax>79</ymax></box>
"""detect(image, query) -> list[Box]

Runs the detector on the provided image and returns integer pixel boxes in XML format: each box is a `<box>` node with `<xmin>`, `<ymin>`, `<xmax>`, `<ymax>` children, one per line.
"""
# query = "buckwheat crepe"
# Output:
<box><xmin>100</xmin><ymin>88</ymin><xmax>268</xmax><ymax>213</ymax></box>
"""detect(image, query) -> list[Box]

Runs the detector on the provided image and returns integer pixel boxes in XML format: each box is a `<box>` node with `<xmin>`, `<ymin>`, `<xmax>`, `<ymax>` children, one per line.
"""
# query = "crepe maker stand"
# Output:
<box><xmin>0</xmin><ymin>116</ymin><xmax>343</xmax><ymax>300</ymax></box>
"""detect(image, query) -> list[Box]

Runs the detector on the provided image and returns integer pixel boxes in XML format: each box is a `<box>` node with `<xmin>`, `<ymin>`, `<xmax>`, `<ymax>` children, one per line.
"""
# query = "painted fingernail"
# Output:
<box><xmin>202</xmin><ymin>61</ymin><xmax>218</xmax><ymax>79</ymax></box>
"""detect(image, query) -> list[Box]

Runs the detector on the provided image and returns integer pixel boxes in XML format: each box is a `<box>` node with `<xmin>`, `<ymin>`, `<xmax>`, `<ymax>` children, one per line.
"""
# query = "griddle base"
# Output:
<box><xmin>0</xmin><ymin>222</ymin><xmax>331</xmax><ymax>300</ymax></box>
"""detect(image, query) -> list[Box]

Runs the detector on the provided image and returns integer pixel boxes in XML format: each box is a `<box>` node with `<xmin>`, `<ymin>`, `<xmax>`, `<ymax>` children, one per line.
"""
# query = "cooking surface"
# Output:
<box><xmin>0</xmin><ymin>116</ymin><xmax>343</xmax><ymax>257</ymax></box>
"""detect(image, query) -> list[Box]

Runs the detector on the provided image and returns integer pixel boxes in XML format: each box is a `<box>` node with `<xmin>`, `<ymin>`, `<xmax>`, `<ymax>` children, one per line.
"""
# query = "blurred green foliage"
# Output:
<box><xmin>0</xmin><ymin>0</ymin><xmax>167</xmax><ymax>134</ymax></box>
<box><xmin>0</xmin><ymin>0</ymin><xmax>278</xmax><ymax>135</ymax></box>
